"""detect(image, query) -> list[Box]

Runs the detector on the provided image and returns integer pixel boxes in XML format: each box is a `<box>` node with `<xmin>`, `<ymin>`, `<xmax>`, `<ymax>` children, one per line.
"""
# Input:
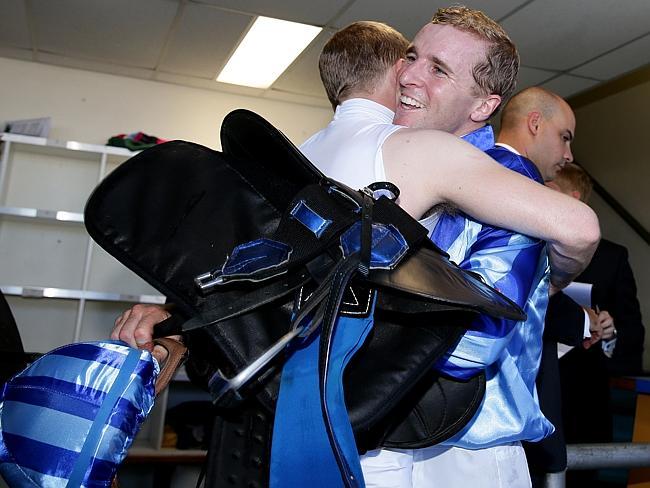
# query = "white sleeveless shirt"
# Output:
<box><xmin>300</xmin><ymin>98</ymin><xmax>403</xmax><ymax>191</ymax></box>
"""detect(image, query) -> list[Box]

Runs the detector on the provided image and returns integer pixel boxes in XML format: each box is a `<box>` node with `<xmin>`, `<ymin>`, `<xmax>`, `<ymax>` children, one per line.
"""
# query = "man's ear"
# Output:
<box><xmin>393</xmin><ymin>59</ymin><xmax>405</xmax><ymax>77</ymax></box>
<box><xmin>470</xmin><ymin>94</ymin><xmax>501</xmax><ymax>123</ymax></box>
<box><xmin>571</xmin><ymin>190</ymin><xmax>581</xmax><ymax>200</ymax></box>
<box><xmin>527</xmin><ymin>111</ymin><xmax>542</xmax><ymax>135</ymax></box>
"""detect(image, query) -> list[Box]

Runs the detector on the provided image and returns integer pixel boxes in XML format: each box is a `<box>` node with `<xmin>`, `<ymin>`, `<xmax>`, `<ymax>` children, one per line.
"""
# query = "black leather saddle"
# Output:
<box><xmin>84</xmin><ymin>110</ymin><xmax>525</xmax><ymax>482</ymax></box>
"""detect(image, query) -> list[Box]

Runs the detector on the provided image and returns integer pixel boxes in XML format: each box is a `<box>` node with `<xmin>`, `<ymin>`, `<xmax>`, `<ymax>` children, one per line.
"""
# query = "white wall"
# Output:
<box><xmin>0</xmin><ymin>57</ymin><xmax>332</xmax><ymax>148</ymax></box>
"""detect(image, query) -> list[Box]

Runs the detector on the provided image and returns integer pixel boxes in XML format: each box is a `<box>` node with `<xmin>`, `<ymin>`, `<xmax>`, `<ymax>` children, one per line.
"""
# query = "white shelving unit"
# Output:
<box><xmin>0</xmin><ymin>133</ymin><xmax>208</xmax><ymax>470</ymax></box>
<box><xmin>0</xmin><ymin>132</ymin><xmax>166</xmax><ymax>349</ymax></box>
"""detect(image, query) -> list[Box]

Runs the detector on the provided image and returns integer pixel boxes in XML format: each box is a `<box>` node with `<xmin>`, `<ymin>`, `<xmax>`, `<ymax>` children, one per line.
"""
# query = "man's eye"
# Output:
<box><xmin>405</xmin><ymin>54</ymin><xmax>416</xmax><ymax>63</ymax></box>
<box><xmin>433</xmin><ymin>65</ymin><xmax>446</xmax><ymax>75</ymax></box>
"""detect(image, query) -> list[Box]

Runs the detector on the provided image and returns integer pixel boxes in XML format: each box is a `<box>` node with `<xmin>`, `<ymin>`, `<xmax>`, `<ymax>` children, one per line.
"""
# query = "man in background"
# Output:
<box><xmin>492</xmin><ymin>89</ymin><xmax>599</xmax><ymax>485</ymax></box>
<box><xmin>552</xmin><ymin>164</ymin><xmax>644</xmax><ymax>375</ymax></box>
<box><xmin>542</xmin><ymin>163</ymin><xmax>645</xmax><ymax>485</ymax></box>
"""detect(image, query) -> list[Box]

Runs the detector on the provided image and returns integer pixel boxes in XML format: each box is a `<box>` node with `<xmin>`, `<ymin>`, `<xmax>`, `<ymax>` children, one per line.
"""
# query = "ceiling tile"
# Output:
<box><xmin>539</xmin><ymin>74</ymin><xmax>601</xmax><ymax>99</ymax></box>
<box><xmin>159</xmin><ymin>4</ymin><xmax>253</xmax><ymax>78</ymax></box>
<box><xmin>333</xmin><ymin>0</ymin><xmax>531</xmax><ymax>39</ymax></box>
<box><xmin>0</xmin><ymin>0</ymin><xmax>31</xmax><ymax>49</ymax></box>
<box><xmin>571</xmin><ymin>34</ymin><xmax>650</xmax><ymax>80</ymax></box>
<box><xmin>30</xmin><ymin>0</ymin><xmax>179</xmax><ymax>67</ymax></box>
<box><xmin>501</xmin><ymin>0</ymin><xmax>650</xmax><ymax>71</ymax></box>
<box><xmin>193</xmin><ymin>0</ymin><xmax>350</xmax><ymax>25</ymax></box>
<box><xmin>516</xmin><ymin>66</ymin><xmax>559</xmax><ymax>91</ymax></box>
<box><xmin>271</xmin><ymin>30</ymin><xmax>332</xmax><ymax>100</ymax></box>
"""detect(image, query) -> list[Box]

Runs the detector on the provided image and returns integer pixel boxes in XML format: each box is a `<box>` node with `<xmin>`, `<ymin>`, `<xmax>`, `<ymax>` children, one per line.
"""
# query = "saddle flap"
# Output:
<box><xmin>84</xmin><ymin>140</ymin><xmax>287</xmax><ymax>316</ymax></box>
<box><xmin>220</xmin><ymin>108</ymin><xmax>324</xmax><ymax>190</ymax></box>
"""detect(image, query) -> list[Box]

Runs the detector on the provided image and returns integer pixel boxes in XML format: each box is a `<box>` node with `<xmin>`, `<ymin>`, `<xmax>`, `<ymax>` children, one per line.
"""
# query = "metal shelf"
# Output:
<box><xmin>0</xmin><ymin>205</ymin><xmax>84</xmax><ymax>223</ymax></box>
<box><xmin>1</xmin><ymin>132</ymin><xmax>137</xmax><ymax>157</ymax></box>
<box><xmin>0</xmin><ymin>285</ymin><xmax>166</xmax><ymax>304</ymax></box>
<box><xmin>0</xmin><ymin>132</ymin><xmax>193</xmax><ymax>462</ymax></box>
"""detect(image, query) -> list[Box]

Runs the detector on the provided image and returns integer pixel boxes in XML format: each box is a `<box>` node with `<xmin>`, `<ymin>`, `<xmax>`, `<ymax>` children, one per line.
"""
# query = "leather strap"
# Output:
<box><xmin>153</xmin><ymin>337</ymin><xmax>188</xmax><ymax>396</ymax></box>
<box><xmin>357</xmin><ymin>192</ymin><xmax>373</xmax><ymax>277</ymax></box>
<box><xmin>181</xmin><ymin>269</ymin><xmax>311</xmax><ymax>333</ymax></box>
<box><xmin>317</xmin><ymin>255</ymin><xmax>363</xmax><ymax>487</ymax></box>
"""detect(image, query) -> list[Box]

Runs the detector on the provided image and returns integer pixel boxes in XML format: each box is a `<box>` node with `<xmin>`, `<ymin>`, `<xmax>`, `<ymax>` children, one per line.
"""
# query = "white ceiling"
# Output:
<box><xmin>1</xmin><ymin>0</ymin><xmax>649</xmax><ymax>108</ymax></box>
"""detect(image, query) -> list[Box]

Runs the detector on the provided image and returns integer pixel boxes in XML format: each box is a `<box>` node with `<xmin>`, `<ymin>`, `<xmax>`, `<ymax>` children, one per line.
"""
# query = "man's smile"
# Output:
<box><xmin>399</xmin><ymin>94</ymin><xmax>425</xmax><ymax>109</ymax></box>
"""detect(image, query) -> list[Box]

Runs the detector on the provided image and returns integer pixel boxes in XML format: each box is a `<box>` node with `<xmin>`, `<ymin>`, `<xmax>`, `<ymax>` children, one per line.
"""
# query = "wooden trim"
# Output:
<box><xmin>568</xmin><ymin>64</ymin><xmax>650</xmax><ymax>109</ymax></box>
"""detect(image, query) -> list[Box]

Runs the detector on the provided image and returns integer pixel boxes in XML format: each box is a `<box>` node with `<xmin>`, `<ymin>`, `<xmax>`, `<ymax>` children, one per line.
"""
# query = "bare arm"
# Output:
<box><xmin>382</xmin><ymin>128</ymin><xmax>600</xmax><ymax>287</ymax></box>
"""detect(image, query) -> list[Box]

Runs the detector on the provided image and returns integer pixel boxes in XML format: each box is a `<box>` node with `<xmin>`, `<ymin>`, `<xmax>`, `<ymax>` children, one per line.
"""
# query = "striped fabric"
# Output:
<box><xmin>426</xmin><ymin>145</ymin><xmax>554</xmax><ymax>449</ymax></box>
<box><xmin>0</xmin><ymin>341</ymin><xmax>159</xmax><ymax>487</ymax></box>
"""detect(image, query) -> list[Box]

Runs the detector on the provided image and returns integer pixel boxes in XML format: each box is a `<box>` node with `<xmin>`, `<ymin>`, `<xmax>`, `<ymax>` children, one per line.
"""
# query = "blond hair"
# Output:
<box><xmin>319</xmin><ymin>21</ymin><xmax>409</xmax><ymax>110</ymax></box>
<box><xmin>431</xmin><ymin>5</ymin><xmax>519</xmax><ymax>104</ymax></box>
<box><xmin>554</xmin><ymin>163</ymin><xmax>593</xmax><ymax>202</ymax></box>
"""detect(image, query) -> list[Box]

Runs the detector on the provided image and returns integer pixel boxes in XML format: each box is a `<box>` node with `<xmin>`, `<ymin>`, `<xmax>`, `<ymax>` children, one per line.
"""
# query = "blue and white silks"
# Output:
<box><xmin>0</xmin><ymin>341</ymin><xmax>159</xmax><ymax>487</ymax></box>
<box><xmin>460</xmin><ymin>124</ymin><xmax>497</xmax><ymax>153</ymax></box>
<box><xmin>427</xmin><ymin>141</ymin><xmax>554</xmax><ymax>448</ymax></box>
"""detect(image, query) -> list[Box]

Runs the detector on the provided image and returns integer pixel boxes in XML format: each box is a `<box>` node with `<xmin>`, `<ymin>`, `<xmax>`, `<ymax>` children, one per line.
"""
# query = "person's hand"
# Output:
<box><xmin>112</xmin><ymin>304</ymin><xmax>180</xmax><ymax>363</ymax></box>
<box><xmin>598</xmin><ymin>310</ymin><xmax>616</xmax><ymax>341</ymax></box>
<box><xmin>583</xmin><ymin>307</ymin><xmax>603</xmax><ymax>349</ymax></box>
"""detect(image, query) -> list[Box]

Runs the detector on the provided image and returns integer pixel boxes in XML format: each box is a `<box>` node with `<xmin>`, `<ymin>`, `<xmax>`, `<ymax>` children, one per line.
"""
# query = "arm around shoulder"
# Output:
<box><xmin>546</xmin><ymin>202</ymin><xmax>600</xmax><ymax>289</ymax></box>
<box><xmin>381</xmin><ymin>129</ymin><xmax>600</xmax><ymax>286</ymax></box>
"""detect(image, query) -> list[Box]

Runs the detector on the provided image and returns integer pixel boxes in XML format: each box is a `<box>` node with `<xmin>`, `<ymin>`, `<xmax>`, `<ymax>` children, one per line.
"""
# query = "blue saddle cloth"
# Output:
<box><xmin>0</xmin><ymin>340</ymin><xmax>159</xmax><ymax>487</ymax></box>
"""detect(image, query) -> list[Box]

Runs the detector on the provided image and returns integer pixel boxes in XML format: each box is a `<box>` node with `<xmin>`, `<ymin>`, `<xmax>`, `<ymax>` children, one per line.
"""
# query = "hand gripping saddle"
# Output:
<box><xmin>84</xmin><ymin>109</ymin><xmax>525</xmax><ymax>487</ymax></box>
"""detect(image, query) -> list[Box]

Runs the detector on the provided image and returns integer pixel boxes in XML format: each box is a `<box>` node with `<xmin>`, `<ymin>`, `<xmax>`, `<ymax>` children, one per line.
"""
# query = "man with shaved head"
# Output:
<box><xmin>496</xmin><ymin>87</ymin><xmax>576</xmax><ymax>181</ymax></box>
<box><xmin>473</xmin><ymin>87</ymin><xmax>578</xmax><ymax>487</ymax></box>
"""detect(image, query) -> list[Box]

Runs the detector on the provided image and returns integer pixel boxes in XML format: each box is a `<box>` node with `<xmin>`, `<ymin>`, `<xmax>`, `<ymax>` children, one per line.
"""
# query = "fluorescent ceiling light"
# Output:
<box><xmin>217</xmin><ymin>16</ymin><xmax>321</xmax><ymax>89</ymax></box>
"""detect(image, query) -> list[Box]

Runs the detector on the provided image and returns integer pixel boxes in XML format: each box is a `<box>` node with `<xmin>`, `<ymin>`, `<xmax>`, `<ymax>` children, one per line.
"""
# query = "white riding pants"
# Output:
<box><xmin>360</xmin><ymin>442</ymin><xmax>531</xmax><ymax>488</ymax></box>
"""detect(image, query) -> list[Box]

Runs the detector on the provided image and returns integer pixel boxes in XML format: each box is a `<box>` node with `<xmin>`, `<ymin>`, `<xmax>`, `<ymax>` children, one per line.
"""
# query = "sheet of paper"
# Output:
<box><xmin>563</xmin><ymin>281</ymin><xmax>592</xmax><ymax>308</ymax></box>
<box><xmin>557</xmin><ymin>343</ymin><xmax>574</xmax><ymax>359</ymax></box>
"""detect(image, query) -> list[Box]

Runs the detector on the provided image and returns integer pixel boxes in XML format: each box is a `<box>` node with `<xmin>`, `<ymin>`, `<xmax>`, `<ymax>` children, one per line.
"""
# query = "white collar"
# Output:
<box><xmin>494</xmin><ymin>142</ymin><xmax>522</xmax><ymax>156</ymax></box>
<box><xmin>335</xmin><ymin>98</ymin><xmax>395</xmax><ymax>123</ymax></box>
